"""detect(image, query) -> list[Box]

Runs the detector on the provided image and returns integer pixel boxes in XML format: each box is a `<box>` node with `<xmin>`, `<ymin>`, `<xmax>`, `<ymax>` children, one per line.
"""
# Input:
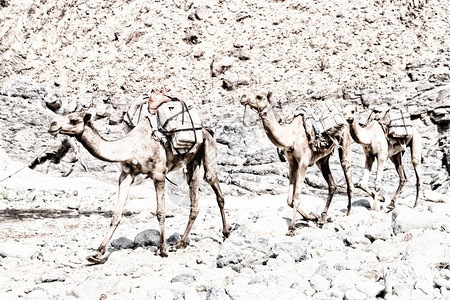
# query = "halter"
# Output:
<box><xmin>255</xmin><ymin>96</ymin><xmax>271</xmax><ymax>134</ymax></box>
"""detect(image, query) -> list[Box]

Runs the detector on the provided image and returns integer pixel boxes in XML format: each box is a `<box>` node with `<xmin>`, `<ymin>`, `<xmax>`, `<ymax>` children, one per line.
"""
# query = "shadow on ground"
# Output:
<box><xmin>0</xmin><ymin>208</ymin><xmax>135</xmax><ymax>221</ymax></box>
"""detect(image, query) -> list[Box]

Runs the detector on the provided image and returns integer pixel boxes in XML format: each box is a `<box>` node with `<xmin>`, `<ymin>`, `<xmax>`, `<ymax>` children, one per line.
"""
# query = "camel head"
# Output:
<box><xmin>240</xmin><ymin>91</ymin><xmax>273</xmax><ymax>113</ymax></box>
<box><xmin>48</xmin><ymin>112</ymin><xmax>92</xmax><ymax>137</ymax></box>
<box><xmin>343</xmin><ymin>105</ymin><xmax>358</xmax><ymax>124</ymax></box>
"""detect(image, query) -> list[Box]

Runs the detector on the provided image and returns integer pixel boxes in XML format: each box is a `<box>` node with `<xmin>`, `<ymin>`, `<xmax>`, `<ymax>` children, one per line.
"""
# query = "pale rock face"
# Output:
<box><xmin>0</xmin><ymin>0</ymin><xmax>450</xmax><ymax>299</ymax></box>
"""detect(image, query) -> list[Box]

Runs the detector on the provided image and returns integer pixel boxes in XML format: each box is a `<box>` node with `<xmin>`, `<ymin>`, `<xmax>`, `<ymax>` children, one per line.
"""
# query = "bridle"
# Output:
<box><xmin>241</xmin><ymin>94</ymin><xmax>271</xmax><ymax>134</ymax></box>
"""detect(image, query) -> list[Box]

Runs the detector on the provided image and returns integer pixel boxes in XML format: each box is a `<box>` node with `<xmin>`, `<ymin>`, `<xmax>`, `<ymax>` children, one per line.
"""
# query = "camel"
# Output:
<box><xmin>343</xmin><ymin>105</ymin><xmax>422</xmax><ymax>210</ymax></box>
<box><xmin>48</xmin><ymin>111</ymin><xmax>230</xmax><ymax>263</ymax></box>
<box><xmin>240</xmin><ymin>91</ymin><xmax>354</xmax><ymax>236</ymax></box>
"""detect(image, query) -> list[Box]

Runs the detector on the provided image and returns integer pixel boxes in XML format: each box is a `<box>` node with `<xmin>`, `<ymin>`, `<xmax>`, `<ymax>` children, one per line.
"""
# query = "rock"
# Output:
<box><xmin>194</xmin><ymin>5</ymin><xmax>211</xmax><ymax>20</ymax></box>
<box><xmin>344</xmin><ymin>231</ymin><xmax>371</xmax><ymax>248</ymax></box>
<box><xmin>167</xmin><ymin>232</ymin><xmax>189</xmax><ymax>246</ymax></box>
<box><xmin>344</xmin><ymin>288</ymin><xmax>367</xmax><ymax>300</ymax></box>
<box><xmin>383</xmin><ymin>261</ymin><xmax>433</xmax><ymax>297</ymax></box>
<box><xmin>424</xmin><ymin>190</ymin><xmax>447</xmax><ymax>203</ymax></box>
<box><xmin>110</xmin><ymin>237</ymin><xmax>135</xmax><ymax>250</ymax></box>
<box><xmin>391</xmin><ymin>205</ymin><xmax>449</xmax><ymax>234</ymax></box>
<box><xmin>309</xmin><ymin>274</ymin><xmax>330</xmax><ymax>292</ymax></box>
<box><xmin>434</xmin><ymin>278</ymin><xmax>450</xmax><ymax>290</ymax></box>
<box><xmin>0</xmin><ymin>242</ymin><xmax>38</xmax><ymax>259</ymax></box>
<box><xmin>206</xmin><ymin>288</ymin><xmax>230</xmax><ymax>300</ymax></box>
<box><xmin>39</xmin><ymin>270</ymin><xmax>66</xmax><ymax>283</ymax></box>
<box><xmin>211</xmin><ymin>56</ymin><xmax>236</xmax><ymax>77</ymax></box>
<box><xmin>67</xmin><ymin>199</ymin><xmax>80</xmax><ymax>210</ymax></box>
<box><xmin>134</xmin><ymin>229</ymin><xmax>160</xmax><ymax>247</ymax></box>
<box><xmin>268</xmin><ymin>235</ymin><xmax>308</xmax><ymax>262</ymax></box>
<box><xmin>171</xmin><ymin>273</ymin><xmax>196</xmax><ymax>285</ymax></box>
<box><xmin>216</xmin><ymin>225</ymin><xmax>269</xmax><ymax>272</ymax></box>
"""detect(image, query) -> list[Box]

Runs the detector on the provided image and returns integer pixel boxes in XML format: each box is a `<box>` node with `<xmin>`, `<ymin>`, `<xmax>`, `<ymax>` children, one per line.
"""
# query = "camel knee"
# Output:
<box><xmin>329</xmin><ymin>184</ymin><xmax>337</xmax><ymax>195</ymax></box>
<box><xmin>399</xmin><ymin>177</ymin><xmax>407</xmax><ymax>186</ymax></box>
<box><xmin>189</xmin><ymin>208</ymin><xmax>199</xmax><ymax>220</ymax></box>
<box><xmin>341</xmin><ymin>159</ymin><xmax>351</xmax><ymax>172</ymax></box>
<box><xmin>217</xmin><ymin>196</ymin><xmax>225</xmax><ymax>208</ymax></box>
<box><xmin>204</xmin><ymin>171</ymin><xmax>217</xmax><ymax>185</ymax></box>
<box><xmin>110</xmin><ymin>213</ymin><xmax>121</xmax><ymax>227</ymax></box>
<box><xmin>156</xmin><ymin>211</ymin><xmax>165</xmax><ymax>223</ymax></box>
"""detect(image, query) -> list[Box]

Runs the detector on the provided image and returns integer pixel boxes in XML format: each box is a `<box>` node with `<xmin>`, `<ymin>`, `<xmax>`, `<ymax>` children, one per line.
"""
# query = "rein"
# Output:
<box><xmin>255</xmin><ymin>97</ymin><xmax>270</xmax><ymax>134</ymax></box>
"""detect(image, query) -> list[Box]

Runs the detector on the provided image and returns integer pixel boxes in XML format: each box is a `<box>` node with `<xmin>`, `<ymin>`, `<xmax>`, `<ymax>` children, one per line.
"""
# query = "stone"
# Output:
<box><xmin>216</xmin><ymin>225</ymin><xmax>269</xmax><ymax>272</ymax></box>
<box><xmin>211</xmin><ymin>56</ymin><xmax>236</xmax><ymax>77</ymax></box>
<box><xmin>344</xmin><ymin>288</ymin><xmax>367</xmax><ymax>300</ymax></box>
<box><xmin>206</xmin><ymin>288</ymin><xmax>230</xmax><ymax>300</ymax></box>
<box><xmin>383</xmin><ymin>261</ymin><xmax>433</xmax><ymax>297</ymax></box>
<box><xmin>167</xmin><ymin>232</ymin><xmax>189</xmax><ymax>246</ymax></box>
<box><xmin>309</xmin><ymin>274</ymin><xmax>330</xmax><ymax>292</ymax></box>
<box><xmin>110</xmin><ymin>237</ymin><xmax>135</xmax><ymax>250</ymax></box>
<box><xmin>391</xmin><ymin>205</ymin><xmax>449</xmax><ymax>235</ymax></box>
<box><xmin>171</xmin><ymin>273</ymin><xmax>196</xmax><ymax>285</ymax></box>
<box><xmin>134</xmin><ymin>229</ymin><xmax>160</xmax><ymax>247</ymax></box>
<box><xmin>194</xmin><ymin>5</ymin><xmax>211</xmax><ymax>20</ymax></box>
<box><xmin>0</xmin><ymin>242</ymin><xmax>38</xmax><ymax>259</ymax></box>
<box><xmin>268</xmin><ymin>235</ymin><xmax>308</xmax><ymax>262</ymax></box>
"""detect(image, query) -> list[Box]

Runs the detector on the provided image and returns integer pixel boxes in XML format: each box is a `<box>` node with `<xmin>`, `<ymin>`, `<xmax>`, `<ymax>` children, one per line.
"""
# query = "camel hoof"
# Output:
<box><xmin>378</xmin><ymin>193</ymin><xmax>386</xmax><ymax>203</ymax></box>
<box><xmin>318</xmin><ymin>213</ymin><xmax>327</xmax><ymax>226</ymax></box>
<box><xmin>156</xmin><ymin>248</ymin><xmax>169</xmax><ymax>257</ymax></box>
<box><xmin>171</xmin><ymin>241</ymin><xmax>186</xmax><ymax>251</ymax></box>
<box><xmin>310</xmin><ymin>211</ymin><xmax>320</xmax><ymax>221</ymax></box>
<box><xmin>386</xmin><ymin>202</ymin><xmax>395</xmax><ymax>212</ymax></box>
<box><xmin>86</xmin><ymin>254</ymin><xmax>104</xmax><ymax>264</ymax></box>
<box><xmin>285</xmin><ymin>226</ymin><xmax>296</xmax><ymax>236</ymax></box>
<box><xmin>223</xmin><ymin>230</ymin><xmax>231</xmax><ymax>240</ymax></box>
<box><xmin>285</xmin><ymin>230</ymin><xmax>296</xmax><ymax>237</ymax></box>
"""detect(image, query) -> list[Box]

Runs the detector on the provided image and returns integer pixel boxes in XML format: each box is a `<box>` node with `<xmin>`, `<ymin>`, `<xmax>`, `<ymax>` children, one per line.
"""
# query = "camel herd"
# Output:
<box><xmin>48</xmin><ymin>92</ymin><xmax>422</xmax><ymax>264</ymax></box>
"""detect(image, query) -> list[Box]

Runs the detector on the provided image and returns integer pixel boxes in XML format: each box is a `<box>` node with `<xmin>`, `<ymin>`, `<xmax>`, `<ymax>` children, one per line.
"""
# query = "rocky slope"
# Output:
<box><xmin>0</xmin><ymin>0</ymin><xmax>449</xmax><ymax>299</ymax></box>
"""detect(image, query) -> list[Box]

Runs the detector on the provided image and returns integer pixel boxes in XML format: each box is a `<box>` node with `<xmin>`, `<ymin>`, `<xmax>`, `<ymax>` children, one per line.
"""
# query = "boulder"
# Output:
<box><xmin>216</xmin><ymin>225</ymin><xmax>269</xmax><ymax>272</ymax></box>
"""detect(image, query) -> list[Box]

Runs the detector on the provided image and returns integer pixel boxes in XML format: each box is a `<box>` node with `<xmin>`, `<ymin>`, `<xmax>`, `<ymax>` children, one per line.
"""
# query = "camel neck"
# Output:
<box><xmin>77</xmin><ymin>122</ymin><xmax>133</xmax><ymax>162</ymax></box>
<box><xmin>259</xmin><ymin>106</ymin><xmax>293</xmax><ymax>149</ymax></box>
<box><xmin>348</xmin><ymin>120</ymin><xmax>372</xmax><ymax>145</ymax></box>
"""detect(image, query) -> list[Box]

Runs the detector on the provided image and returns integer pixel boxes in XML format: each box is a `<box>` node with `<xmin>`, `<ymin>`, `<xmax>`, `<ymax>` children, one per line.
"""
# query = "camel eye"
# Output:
<box><xmin>70</xmin><ymin>118</ymin><xmax>79</xmax><ymax>125</ymax></box>
<box><xmin>256</xmin><ymin>95</ymin><xmax>262</xmax><ymax>100</ymax></box>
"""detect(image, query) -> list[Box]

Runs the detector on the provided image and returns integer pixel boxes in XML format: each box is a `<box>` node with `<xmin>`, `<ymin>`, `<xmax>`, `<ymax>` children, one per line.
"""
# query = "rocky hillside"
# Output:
<box><xmin>1</xmin><ymin>1</ymin><xmax>450</xmax><ymax>299</ymax></box>
<box><xmin>1</xmin><ymin>0</ymin><xmax>449</xmax><ymax>197</ymax></box>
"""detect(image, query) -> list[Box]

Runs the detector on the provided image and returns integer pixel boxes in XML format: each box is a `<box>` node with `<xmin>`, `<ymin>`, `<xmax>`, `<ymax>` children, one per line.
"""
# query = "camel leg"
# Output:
<box><xmin>339</xmin><ymin>132</ymin><xmax>354</xmax><ymax>216</ymax></box>
<box><xmin>387</xmin><ymin>153</ymin><xmax>406</xmax><ymax>210</ymax></box>
<box><xmin>286</xmin><ymin>159</ymin><xmax>318</xmax><ymax>222</ymax></box>
<box><xmin>202</xmin><ymin>132</ymin><xmax>230</xmax><ymax>239</ymax></box>
<box><xmin>287</xmin><ymin>160</ymin><xmax>309</xmax><ymax>236</ymax></box>
<box><xmin>316</xmin><ymin>156</ymin><xmax>336</xmax><ymax>225</ymax></box>
<box><xmin>86</xmin><ymin>172</ymin><xmax>134</xmax><ymax>264</ymax></box>
<box><xmin>355</xmin><ymin>155</ymin><xmax>374</xmax><ymax>196</ymax></box>
<box><xmin>154</xmin><ymin>178</ymin><xmax>168</xmax><ymax>257</ymax></box>
<box><xmin>372</xmin><ymin>155</ymin><xmax>387</xmax><ymax>211</ymax></box>
<box><xmin>410</xmin><ymin>132</ymin><xmax>422</xmax><ymax>208</ymax></box>
<box><xmin>173</xmin><ymin>158</ymin><xmax>201</xmax><ymax>250</ymax></box>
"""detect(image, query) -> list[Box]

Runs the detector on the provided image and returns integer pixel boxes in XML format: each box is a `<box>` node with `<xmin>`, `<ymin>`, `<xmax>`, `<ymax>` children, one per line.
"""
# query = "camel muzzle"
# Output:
<box><xmin>48</xmin><ymin>122</ymin><xmax>61</xmax><ymax>136</ymax></box>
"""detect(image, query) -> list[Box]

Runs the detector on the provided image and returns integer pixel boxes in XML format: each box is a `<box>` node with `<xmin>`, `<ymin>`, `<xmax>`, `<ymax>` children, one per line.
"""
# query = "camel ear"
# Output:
<box><xmin>267</xmin><ymin>91</ymin><xmax>272</xmax><ymax>101</ymax></box>
<box><xmin>83</xmin><ymin>113</ymin><xmax>92</xmax><ymax>123</ymax></box>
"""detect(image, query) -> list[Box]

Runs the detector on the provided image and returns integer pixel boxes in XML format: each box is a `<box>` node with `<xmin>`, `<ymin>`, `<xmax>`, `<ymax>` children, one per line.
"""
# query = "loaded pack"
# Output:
<box><xmin>123</xmin><ymin>87</ymin><xmax>203</xmax><ymax>155</ymax></box>
<box><xmin>285</xmin><ymin>99</ymin><xmax>346</xmax><ymax>150</ymax></box>
<box><xmin>358</xmin><ymin>107</ymin><xmax>413</xmax><ymax>140</ymax></box>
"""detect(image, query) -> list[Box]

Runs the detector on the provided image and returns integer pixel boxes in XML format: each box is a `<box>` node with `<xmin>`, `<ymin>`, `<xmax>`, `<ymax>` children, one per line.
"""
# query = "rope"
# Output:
<box><xmin>0</xmin><ymin>149</ymin><xmax>48</xmax><ymax>183</ymax></box>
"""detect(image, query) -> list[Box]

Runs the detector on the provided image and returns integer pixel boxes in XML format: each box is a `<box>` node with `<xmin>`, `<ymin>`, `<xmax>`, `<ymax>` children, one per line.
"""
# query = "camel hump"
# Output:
<box><xmin>148</xmin><ymin>87</ymin><xmax>184</xmax><ymax>114</ymax></box>
<box><xmin>311</xmin><ymin>99</ymin><xmax>347</xmax><ymax>136</ymax></box>
<box><xmin>156</xmin><ymin>100</ymin><xmax>203</xmax><ymax>155</ymax></box>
